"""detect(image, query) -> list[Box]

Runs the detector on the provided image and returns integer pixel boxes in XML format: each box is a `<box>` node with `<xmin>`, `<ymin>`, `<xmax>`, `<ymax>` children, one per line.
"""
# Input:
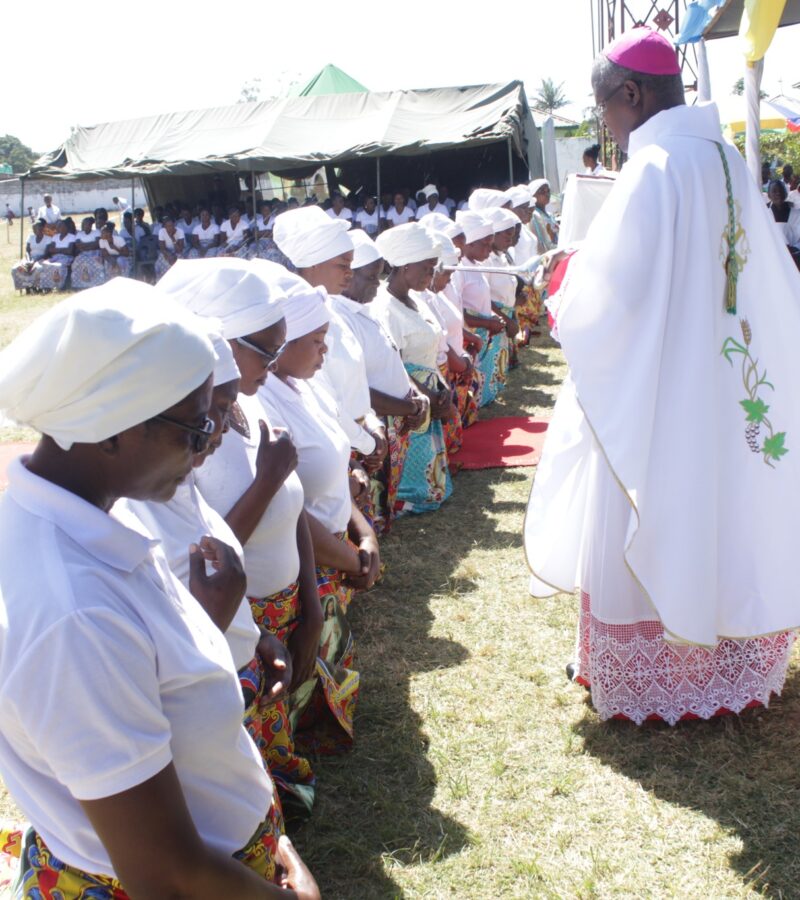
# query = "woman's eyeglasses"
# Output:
<box><xmin>152</xmin><ymin>414</ymin><xmax>215</xmax><ymax>453</ymax></box>
<box><xmin>235</xmin><ymin>336</ymin><xmax>286</xmax><ymax>367</ymax></box>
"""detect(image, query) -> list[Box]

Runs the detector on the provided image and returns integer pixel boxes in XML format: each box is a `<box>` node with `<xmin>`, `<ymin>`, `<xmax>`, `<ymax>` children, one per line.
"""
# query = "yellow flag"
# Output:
<box><xmin>740</xmin><ymin>0</ymin><xmax>787</xmax><ymax>62</ymax></box>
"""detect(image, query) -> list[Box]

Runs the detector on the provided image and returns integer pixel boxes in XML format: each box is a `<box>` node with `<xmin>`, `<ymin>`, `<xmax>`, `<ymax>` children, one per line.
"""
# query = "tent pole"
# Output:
<box><xmin>507</xmin><ymin>137</ymin><xmax>514</xmax><ymax>186</ymax></box>
<box><xmin>251</xmin><ymin>171</ymin><xmax>257</xmax><ymax>238</ymax></box>
<box><xmin>19</xmin><ymin>177</ymin><xmax>25</xmax><ymax>259</ymax></box>
<box><xmin>376</xmin><ymin>156</ymin><xmax>381</xmax><ymax>206</ymax></box>
<box><xmin>130</xmin><ymin>177</ymin><xmax>136</xmax><ymax>279</ymax></box>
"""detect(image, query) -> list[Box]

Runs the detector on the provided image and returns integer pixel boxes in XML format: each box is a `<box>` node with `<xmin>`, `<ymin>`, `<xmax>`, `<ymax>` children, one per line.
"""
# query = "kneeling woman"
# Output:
<box><xmin>259</xmin><ymin>284</ymin><xmax>381</xmax><ymax>755</ymax></box>
<box><xmin>158</xmin><ymin>259</ymin><xmax>322</xmax><ymax>817</ymax></box>
<box><xmin>371</xmin><ymin>224</ymin><xmax>455</xmax><ymax>514</ymax></box>
<box><xmin>0</xmin><ymin>280</ymin><xmax>318</xmax><ymax>898</ymax></box>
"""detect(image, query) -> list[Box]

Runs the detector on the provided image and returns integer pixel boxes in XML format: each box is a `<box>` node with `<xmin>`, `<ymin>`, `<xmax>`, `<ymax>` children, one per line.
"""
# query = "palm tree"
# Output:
<box><xmin>534</xmin><ymin>78</ymin><xmax>569</xmax><ymax>114</ymax></box>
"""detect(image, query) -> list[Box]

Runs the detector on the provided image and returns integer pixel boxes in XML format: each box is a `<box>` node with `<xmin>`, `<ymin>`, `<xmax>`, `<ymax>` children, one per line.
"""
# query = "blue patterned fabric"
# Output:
<box><xmin>396</xmin><ymin>363</ymin><xmax>452</xmax><ymax>514</ymax></box>
<box><xmin>471</xmin><ymin>321</ymin><xmax>508</xmax><ymax>407</ymax></box>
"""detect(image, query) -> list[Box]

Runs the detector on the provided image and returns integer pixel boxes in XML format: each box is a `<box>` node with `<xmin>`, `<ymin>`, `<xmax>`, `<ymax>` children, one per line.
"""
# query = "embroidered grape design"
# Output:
<box><xmin>745</xmin><ymin>422</ymin><xmax>760</xmax><ymax>452</ymax></box>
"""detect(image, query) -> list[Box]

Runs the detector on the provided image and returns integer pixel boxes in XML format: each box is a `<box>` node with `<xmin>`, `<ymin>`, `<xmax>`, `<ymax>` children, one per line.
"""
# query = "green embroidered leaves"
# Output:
<box><xmin>721</xmin><ymin>318</ymin><xmax>788</xmax><ymax>468</ymax></box>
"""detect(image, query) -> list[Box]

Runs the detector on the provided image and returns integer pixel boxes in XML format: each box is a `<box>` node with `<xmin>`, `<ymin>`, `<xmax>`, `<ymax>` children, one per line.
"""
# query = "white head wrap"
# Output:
<box><xmin>420</xmin><ymin>212</ymin><xmax>453</xmax><ymax>234</ymax></box>
<box><xmin>485</xmin><ymin>207</ymin><xmax>521</xmax><ymax>233</ymax></box>
<box><xmin>421</xmin><ymin>184</ymin><xmax>439</xmax><ymax>199</ymax></box>
<box><xmin>273</xmin><ymin>206</ymin><xmax>354</xmax><ymax>268</ymax></box>
<box><xmin>529</xmin><ymin>178</ymin><xmax>550</xmax><ymax>199</ymax></box>
<box><xmin>504</xmin><ymin>185</ymin><xmax>532</xmax><ymax>209</ymax></box>
<box><xmin>468</xmin><ymin>188</ymin><xmax>509</xmax><ymax>211</ymax></box>
<box><xmin>0</xmin><ymin>280</ymin><xmax>214</xmax><ymax>450</ymax></box>
<box><xmin>429</xmin><ymin>231</ymin><xmax>460</xmax><ymax>267</ymax></box>
<box><xmin>455</xmin><ymin>210</ymin><xmax>494</xmax><ymax>244</ymax></box>
<box><xmin>209</xmin><ymin>327</ymin><xmax>240</xmax><ymax>386</ymax></box>
<box><xmin>283</xmin><ymin>286</ymin><xmax>331</xmax><ymax>342</ymax></box>
<box><xmin>376</xmin><ymin>223</ymin><xmax>440</xmax><ymax>267</ymax></box>
<box><xmin>156</xmin><ymin>258</ymin><xmax>285</xmax><ymax>339</ymax></box>
<box><xmin>349</xmin><ymin>230</ymin><xmax>383</xmax><ymax>269</ymax></box>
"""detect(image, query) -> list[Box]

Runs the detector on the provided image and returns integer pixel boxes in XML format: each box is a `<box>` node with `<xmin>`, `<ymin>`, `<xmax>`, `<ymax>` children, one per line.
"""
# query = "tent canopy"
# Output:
<box><xmin>291</xmin><ymin>64</ymin><xmax>368</xmax><ymax>96</ymax></box>
<box><xmin>28</xmin><ymin>80</ymin><xmax>541</xmax><ymax>182</ymax></box>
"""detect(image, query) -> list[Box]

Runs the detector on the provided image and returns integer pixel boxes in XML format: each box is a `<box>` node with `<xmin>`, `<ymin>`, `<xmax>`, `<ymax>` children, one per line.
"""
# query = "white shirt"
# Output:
<box><xmin>452</xmin><ymin>262</ymin><xmax>492</xmax><ymax>316</ymax></box>
<box><xmin>113</xmin><ymin>198</ymin><xmax>129</xmax><ymax>212</ymax></box>
<box><xmin>255</xmin><ymin>214</ymin><xmax>272</xmax><ymax>233</ymax></box>
<box><xmin>178</xmin><ymin>217</ymin><xmax>198</xmax><ymax>236</ymax></box>
<box><xmin>485</xmin><ymin>251</ymin><xmax>517</xmax><ymax>309</ymax></box>
<box><xmin>195</xmin><ymin>393</ymin><xmax>305</xmax><ymax>599</ymax></box>
<box><xmin>415</xmin><ymin>202</ymin><xmax>450</xmax><ymax>220</ymax></box>
<box><xmin>49</xmin><ymin>233</ymin><xmax>77</xmax><ymax>253</ymax></box>
<box><xmin>118</xmin><ymin>476</ymin><xmax>261</xmax><ymax>671</ymax></box>
<box><xmin>26</xmin><ymin>233</ymin><xmax>53</xmax><ymax>260</ymax></box>
<box><xmin>417</xmin><ymin>288</ymin><xmax>464</xmax><ymax>358</ymax></box>
<box><xmin>444</xmin><ymin>197</ymin><xmax>456</xmax><ymax>214</ymax></box>
<box><xmin>259</xmin><ymin>376</ymin><xmax>352</xmax><ymax>534</ymax></box>
<box><xmin>330</xmin><ymin>294</ymin><xmax>411</xmax><ymax>397</ymax></box>
<box><xmin>355</xmin><ymin>209</ymin><xmax>380</xmax><ymax>233</ymax></box>
<box><xmin>318</xmin><ymin>304</ymin><xmax>376</xmax><ymax>455</ymax></box>
<box><xmin>37</xmin><ymin>204</ymin><xmax>60</xmax><ymax>224</ymax></box>
<box><xmin>368</xmin><ymin>285</ymin><xmax>443</xmax><ymax>371</ymax></box>
<box><xmin>220</xmin><ymin>218</ymin><xmax>249</xmax><ymax>246</ymax></box>
<box><xmin>326</xmin><ymin>207</ymin><xmax>353</xmax><ymax>223</ymax></box>
<box><xmin>159</xmin><ymin>227</ymin><xmax>185</xmax><ymax>250</ymax></box>
<box><xmin>0</xmin><ymin>458</ymin><xmax>271</xmax><ymax>877</ymax></box>
<box><xmin>384</xmin><ymin>206</ymin><xmax>415</xmax><ymax>226</ymax></box>
<box><xmin>99</xmin><ymin>233</ymin><xmax>128</xmax><ymax>255</ymax></box>
<box><xmin>120</xmin><ymin>223</ymin><xmax>146</xmax><ymax>244</ymax></box>
<box><xmin>509</xmin><ymin>222</ymin><xmax>539</xmax><ymax>267</ymax></box>
<box><xmin>75</xmin><ymin>230</ymin><xmax>100</xmax><ymax>246</ymax></box>
<box><xmin>193</xmin><ymin>221</ymin><xmax>220</xmax><ymax>244</ymax></box>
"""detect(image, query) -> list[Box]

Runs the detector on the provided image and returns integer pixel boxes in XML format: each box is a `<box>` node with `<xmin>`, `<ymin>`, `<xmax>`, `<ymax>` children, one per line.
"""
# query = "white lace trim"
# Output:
<box><xmin>576</xmin><ymin>591</ymin><xmax>795</xmax><ymax>725</ymax></box>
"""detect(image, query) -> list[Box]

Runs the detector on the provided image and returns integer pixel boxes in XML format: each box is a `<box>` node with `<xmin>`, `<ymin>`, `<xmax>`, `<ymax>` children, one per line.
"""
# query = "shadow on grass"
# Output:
<box><xmin>291</xmin><ymin>339</ymin><xmax>556</xmax><ymax>898</ymax></box>
<box><xmin>575</xmin><ymin>669</ymin><xmax>800</xmax><ymax>897</ymax></box>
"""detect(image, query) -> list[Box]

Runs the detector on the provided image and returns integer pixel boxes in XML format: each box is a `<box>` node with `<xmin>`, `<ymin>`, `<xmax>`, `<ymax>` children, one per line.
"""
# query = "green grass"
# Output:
<box><xmin>2</xmin><ymin>245</ymin><xmax>800</xmax><ymax>897</ymax></box>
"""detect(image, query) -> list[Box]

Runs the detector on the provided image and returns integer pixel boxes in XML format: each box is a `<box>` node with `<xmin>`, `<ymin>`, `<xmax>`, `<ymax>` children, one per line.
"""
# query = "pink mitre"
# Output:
<box><xmin>603</xmin><ymin>26</ymin><xmax>681</xmax><ymax>76</ymax></box>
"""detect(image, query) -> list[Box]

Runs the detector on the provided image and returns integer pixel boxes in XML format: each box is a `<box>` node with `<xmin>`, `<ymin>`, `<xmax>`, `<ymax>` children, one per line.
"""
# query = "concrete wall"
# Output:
<box><xmin>0</xmin><ymin>178</ymin><xmax>147</xmax><ymax>217</ymax></box>
<box><xmin>554</xmin><ymin>137</ymin><xmax>591</xmax><ymax>191</ymax></box>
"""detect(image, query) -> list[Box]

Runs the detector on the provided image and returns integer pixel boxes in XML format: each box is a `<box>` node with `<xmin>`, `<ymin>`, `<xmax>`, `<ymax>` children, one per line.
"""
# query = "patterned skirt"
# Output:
<box><xmin>438</xmin><ymin>361</ymin><xmax>477</xmax><ymax>457</ymax></box>
<box><xmin>38</xmin><ymin>254</ymin><xmax>73</xmax><ymax>290</ymax></box>
<box><xmin>516</xmin><ymin>284</ymin><xmax>544</xmax><ymax>342</ymax></box>
<box><xmin>292</xmin><ymin>549</ymin><xmax>360</xmax><ymax>758</ymax></box>
<box><xmin>71</xmin><ymin>251</ymin><xmax>106</xmax><ymax>289</ymax></box>
<box><xmin>243</xmin><ymin>582</ymin><xmax>316</xmax><ymax>817</ymax></box>
<box><xmin>154</xmin><ymin>253</ymin><xmax>176</xmax><ymax>280</ymax></box>
<box><xmin>11</xmin><ymin>261</ymin><xmax>43</xmax><ymax>291</ymax></box>
<box><xmin>575</xmin><ymin>590</ymin><xmax>796</xmax><ymax>725</ymax></box>
<box><xmin>498</xmin><ymin>302</ymin><xmax>519</xmax><ymax>369</ymax></box>
<box><xmin>246</xmin><ymin>239</ymin><xmax>295</xmax><ymax>270</ymax></box>
<box><xmin>395</xmin><ymin>363</ymin><xmax>453</xmax><ymax>515</ymax></box>
<box><xmin>185</xmin><ymin>244</ymin><xmax>221</xmax><ymax>260</ymax></box>
<box><xmin>369</xmin><ymin>415</ymin><xmax>411</xmax><ymax>533</ymax></box>
<box><xmin>471</xmin><ymin>322</ymin><xmax>508</xmax><ymax>407</ymax></box>
<box><xmin>14</xmin><ymin>806</ymin><xmax>284</xmax><ymax>898</ymax></box>
<box><xmin>104</xmin><ymin>256</ymin><xmax>131</xmax><ymax>279</ymax></box>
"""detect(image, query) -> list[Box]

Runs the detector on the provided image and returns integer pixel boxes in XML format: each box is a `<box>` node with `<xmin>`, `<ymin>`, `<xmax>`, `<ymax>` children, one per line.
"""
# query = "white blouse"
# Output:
<box><xmin>368</xmin><ymin>284</ymin><xmax>443</xmax><ymax>372</ymax></box>
<box><xmin>416</xmin><ymin>289</ymin><xmax>464</xmax><ymax>360</ymax></box>
<box><xmin>50</xmin><ymin>233</ymin><xmax>77</xmax><ymax>253</ymax></box>
<box><xmin>0</xmin><ymin>458</ymin><xmax>271</xmax><ymax>878</ymax></box>
<box><xmin>220</xmin><ymin>219</ymin><xmax>249</xmax><ymax>246</ymax></box>
<box><xmin>99</xmin><ymin>234</ymin><xmax>127</xmax><ymax>255</ymax></box>
<box><xmin>485</xmin><ymin>251</ymin><xmax>517</xmax><ymax>308</ymax></box>
<box><xmin>193</xmin><ymin>222</ymin><xmax>220</xmax><ymax>245</ymax></box>
<box><xmin>259</xmin><ymin>376</ymin><xmax>352</xmax><ymax>534</ymax></box>
<box><xmin>26</xmin><ymin>234</ymin><xmax>53</xmax><ymax>259</ymax></box>
<box><xmin>330</xmin><ymin>294</ymin><xmax>411</xmax><ymax>397</ymax></box>
<box><xmin>451</xmin><ymin>263</ymin><xmax>492</xmax><ymax>316</ymax></box>
<box><xmin>118</xmin><ymin>475</ymin><xmax>261</xmax><ymax>671</ymax></box>
<box><xmin>384</xmin><ymin>206</ymin><xmax>415</xmax><ymax>226</ymax></box>
<box><xmin>195</xmin><ymin>392</ymin><xmax>305</xmax><ymax>600</ymax></box>
<box><xmin>158</xmin><ymin>227</ymin><xmax>185</xmax><ymax>250</ymax></box>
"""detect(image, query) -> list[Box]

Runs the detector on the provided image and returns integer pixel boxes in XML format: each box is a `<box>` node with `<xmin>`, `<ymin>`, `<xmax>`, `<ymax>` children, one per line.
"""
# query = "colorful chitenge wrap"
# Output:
<box><xmin>515</xmin><ymin>283</ymin><xmax>544</xmax><ymax>344</ymax></box>
<box><xmin>467</xmin><ymin>312</ymin><xmax>508</xmax><ymax>407</ymax></box>
<box><xmin>242</xmin><ymin>581</ymin><xmax>316</xmax><ymax>818</ymax></box>
<box><xmin>350</xmin><ymin>449</ymin><xmax>377</xmax><ymax>530</ymax></box>
<box><xmin>369</xmin><ymin>413</ymin><xmax>412</xmax><ymax>533</ymax></box>
<box><xmin>0</xmin><ymin>825</ymin><xmax>22</xmax><ymax>894</ymax></box>
<box><xmin>293</xmin><ymin>536</ymin><xmax>360</xmax><ymax>757</ymax></box>
<box><xmin>438</xmin><ymin>362</ymin><xmax>464</xmax><ymax>457</ymax></box>
<box><xmin>14</xmin><ymin>806</ymin><xmax>284</xmax><ymax>898</ymax></box>
<box><xmin>497</xmin><ymin>302</ymin><xmax>519</xmax><ymax>369</ymax></box>
<box><xmin>395</xmin><ymin>363</ymin><xmax>453</xmax><ymax>514</ymax></box>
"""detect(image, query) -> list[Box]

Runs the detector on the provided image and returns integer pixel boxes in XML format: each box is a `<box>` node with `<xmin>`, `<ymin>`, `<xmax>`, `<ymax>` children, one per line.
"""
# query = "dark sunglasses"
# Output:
<box><xmin>235</xmin><ymin>336</ymin><xmax>286</xmax><ymax>367</ymax></box>
<box><xmin>152</xmin><ymin>414</ymin><xmax>215</xmax><ymax>453</ymax></box>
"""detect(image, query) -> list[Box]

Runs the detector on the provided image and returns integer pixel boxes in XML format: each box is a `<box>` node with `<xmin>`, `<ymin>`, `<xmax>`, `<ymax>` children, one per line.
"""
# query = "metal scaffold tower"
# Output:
<box><xmin>591</xmin><ymin>0</ymin><xmax>699</xmax><ymax>165</ymax></box>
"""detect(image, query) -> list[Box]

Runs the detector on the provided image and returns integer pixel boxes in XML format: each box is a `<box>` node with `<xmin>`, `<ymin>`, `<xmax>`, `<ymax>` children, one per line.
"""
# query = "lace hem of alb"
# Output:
<box><xmin>576</xmin><ymin>591</ymin><xmax>796</xmax><ymax>725</ymax></box>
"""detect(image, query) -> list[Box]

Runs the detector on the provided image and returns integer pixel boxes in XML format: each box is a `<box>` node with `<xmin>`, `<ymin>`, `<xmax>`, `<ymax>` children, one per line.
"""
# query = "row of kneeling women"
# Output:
<box><xmin>0</xmin><ymin>199</ymin><xmax>546</xmax><ymax>896</ymax></box>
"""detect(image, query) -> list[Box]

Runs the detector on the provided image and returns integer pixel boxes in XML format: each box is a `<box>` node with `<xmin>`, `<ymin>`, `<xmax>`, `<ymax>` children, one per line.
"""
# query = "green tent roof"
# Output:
<box><xmin>293</xmin><ymin>64</ymin><xmax>367</xmax><ymax>96</ymax></box>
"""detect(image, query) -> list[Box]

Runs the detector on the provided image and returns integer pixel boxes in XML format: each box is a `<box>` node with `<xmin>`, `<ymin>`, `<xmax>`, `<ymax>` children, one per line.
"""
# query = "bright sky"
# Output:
<box><xmin>4</xmin><ymin>1</ymin><xmax>799</xmax><ymax>153</ymax></box>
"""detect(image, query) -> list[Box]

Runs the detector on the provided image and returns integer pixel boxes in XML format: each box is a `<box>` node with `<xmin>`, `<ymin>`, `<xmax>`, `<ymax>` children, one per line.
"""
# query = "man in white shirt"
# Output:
<box><xmin>326</xmin><ymin>193</ymin><xmax>353</xmax><ymax>224</ymax></box>
<box><xmin>112</xmin><ymin>196</ymin><xmax>129</xmax><ymax>214</ymax></box>
<box><xmin>36</xmin><ymin>194</ymin><xmax>60</xmax><ymax>226</ymax></box>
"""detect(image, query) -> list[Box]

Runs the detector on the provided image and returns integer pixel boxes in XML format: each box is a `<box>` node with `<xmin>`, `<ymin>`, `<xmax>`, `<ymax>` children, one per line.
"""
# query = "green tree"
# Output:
<box><xmin>732</xmin><ymin>130</ymin><xmax>800</xmax><ymax>168</ymax></box>
<box><xmin>0</xmin><ymin>134</ymin><xmax>37</xmax><ymax>173</ymax></box>
<box><xmin>534</xmin><ymin>78</ymin><xmax>569</xmax><ymax>114</ymax></box>
<box><xmin>732</xmin><ymin>77</ymin><xmax>767</xmax><ymax>99</ymax></box>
